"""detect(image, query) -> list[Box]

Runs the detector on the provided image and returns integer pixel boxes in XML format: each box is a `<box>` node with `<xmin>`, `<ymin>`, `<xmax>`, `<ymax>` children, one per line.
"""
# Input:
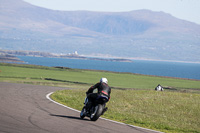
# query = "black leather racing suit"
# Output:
<box><xmin>86</xmin><ymin>82</ymin><xmax>111</xmax><ymax>109</ymax></box>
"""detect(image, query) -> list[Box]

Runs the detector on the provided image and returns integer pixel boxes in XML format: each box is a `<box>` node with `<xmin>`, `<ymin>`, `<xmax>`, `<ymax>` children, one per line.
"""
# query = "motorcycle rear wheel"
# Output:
<box><xmin>80</xmin><ymin>106</ymin><xmax>86</xmax><ymax>119</ymax></box>
<box><xmin>90</xmin><ymin>104</ymin><xmax>103</xmax><ymax>121</ymax></box>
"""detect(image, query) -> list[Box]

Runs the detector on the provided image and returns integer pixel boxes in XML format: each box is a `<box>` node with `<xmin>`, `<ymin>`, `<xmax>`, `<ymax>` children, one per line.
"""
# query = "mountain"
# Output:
<box><xmin>0</xmin><ymin>0</ymin><xmax>200</xmax><ymax>62</ymax></box>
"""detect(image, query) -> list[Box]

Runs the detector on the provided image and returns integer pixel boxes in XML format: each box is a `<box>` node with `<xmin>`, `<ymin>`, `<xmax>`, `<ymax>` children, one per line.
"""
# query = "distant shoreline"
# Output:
<box><xmin>0</xmin><ymin>50</ymin><xmax>133</xmax><ymax>63</ymax></box>
<box><xmin>0</xmin><ymin>54</ymin><xmax>24</xmax><ymax>63</ymax></box>
<box><xmin>127</xmin><ymin>57</ymin><xmax>200</xmax><ymax>64</ymax></box>
<box><xmin>1</xmin><ymin>49</ymin><xmax>200</xmax><ymax>64</ymax></box>
<box><xmin>83</xmin><ymin>54</ymin><xmax>200</xmax><ymax>64</ymax></box>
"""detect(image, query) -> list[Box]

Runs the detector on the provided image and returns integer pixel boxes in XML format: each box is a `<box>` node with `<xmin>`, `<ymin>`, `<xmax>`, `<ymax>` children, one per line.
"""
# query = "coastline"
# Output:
<box><xmin>1</xmin><ymin>49</ymin><xmax>200</xmax><ymax>64</ymax></box>
<box><xmin>0</xmin><ymin>54</ymin><xmax>24</xmax><ymax>63</ymax></box>
<box><xmin>1</xmin><ymin>50</ymin><xmax>199</xmax><ymax>80</ymax></box>
<box><xmin>83</xmin><ymin>54</ymin><xmax>200</xmax><ymax>64</ymax></box>
<box><xmin>127</xmin><ymin>57</ymin><xmax>200</xmax><ymax>64</ymax></box>
<box><xmin>0</xmin><ymin>50</ymin><xmax>133</xmax><ymax>63</ymax></box>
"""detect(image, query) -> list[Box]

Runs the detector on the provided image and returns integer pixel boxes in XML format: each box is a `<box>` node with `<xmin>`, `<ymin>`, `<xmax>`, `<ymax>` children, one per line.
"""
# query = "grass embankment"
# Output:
<box><xmin>1</xmin><ymin>63</ymin><xmax>200</xmax><ymax>133</ymax></box>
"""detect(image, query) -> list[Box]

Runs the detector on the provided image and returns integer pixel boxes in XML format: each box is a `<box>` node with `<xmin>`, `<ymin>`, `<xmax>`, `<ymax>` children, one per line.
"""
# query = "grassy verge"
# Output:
<box><xmin>1</xmin><ymin>63</ymin><xmax>200</xmax><ymax>132</ymax></box>
<box><xmin>51</xmin><ymin>89</ymin><xmax>200</xmax><ymax>133</ymax></box>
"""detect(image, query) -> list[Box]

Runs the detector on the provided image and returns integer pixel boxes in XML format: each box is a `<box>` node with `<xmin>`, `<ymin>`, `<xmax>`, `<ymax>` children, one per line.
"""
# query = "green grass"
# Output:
<box><xmin>51</xmin><ymin>89</ymin><xmax>200</xmax><ymax>133</ymax></box>
<box><xmin>1</xmin><ymin>63</ymin><xmax>200</xmax><ymax>132</ymax></box>
<box><xmin>1</xmin><ymin>63</ymin><xmax>200</xmax><ymax>91</ymax></box>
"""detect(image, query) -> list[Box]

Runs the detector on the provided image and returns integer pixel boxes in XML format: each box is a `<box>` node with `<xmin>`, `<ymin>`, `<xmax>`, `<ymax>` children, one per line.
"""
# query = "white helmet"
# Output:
<box><xmin>100</xmin><ymin>78</ymin><xmax>108</xmax><ymax>84</ymax></box>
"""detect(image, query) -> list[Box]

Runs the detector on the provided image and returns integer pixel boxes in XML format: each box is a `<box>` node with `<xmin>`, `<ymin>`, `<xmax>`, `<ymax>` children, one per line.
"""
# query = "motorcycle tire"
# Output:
<box><xmin>80</xmin><ymin>106</ymin><xmax>86</xmax><ymax>119</ymax></box>
<box><xmin>90</xmin><ymin>104</ymin><xmax>103</xmax><ymax>121</ymax></box>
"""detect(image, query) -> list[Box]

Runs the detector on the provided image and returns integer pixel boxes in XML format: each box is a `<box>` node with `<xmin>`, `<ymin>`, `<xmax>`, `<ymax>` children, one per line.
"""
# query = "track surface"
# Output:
<box><xmin>0</xmin><ymin>82</ymin><xmax>161</xmax><ymax>133</ymax></box>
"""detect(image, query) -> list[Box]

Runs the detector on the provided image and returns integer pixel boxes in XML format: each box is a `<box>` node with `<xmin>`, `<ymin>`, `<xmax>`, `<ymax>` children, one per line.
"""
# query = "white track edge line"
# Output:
<box><xmin>46</xmin><ymin>92</ymin><xmax>163</xmax><ymax>133</ymax></box>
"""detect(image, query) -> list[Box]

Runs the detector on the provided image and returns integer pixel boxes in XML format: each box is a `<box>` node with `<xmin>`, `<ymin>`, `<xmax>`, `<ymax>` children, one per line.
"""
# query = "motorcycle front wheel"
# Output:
<box><xmin>80</xmin><ymin>106</ymin><xmax>86</xmax><ymax>119</ymax></box>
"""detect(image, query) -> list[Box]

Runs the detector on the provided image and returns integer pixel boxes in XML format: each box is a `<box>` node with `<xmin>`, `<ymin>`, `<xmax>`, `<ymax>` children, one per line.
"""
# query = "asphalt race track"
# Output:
<box><xmin>0</xmin><ymin>82</ymin><xmax>161</xmax><ymax>133</ymax></box>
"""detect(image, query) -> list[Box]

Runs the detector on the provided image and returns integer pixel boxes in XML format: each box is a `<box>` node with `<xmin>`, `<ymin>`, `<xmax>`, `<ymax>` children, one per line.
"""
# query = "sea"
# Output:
<box><xmin>17</xmin><ymin>56</ymin><xmax>200</xmax><ymax>80</ymax></box>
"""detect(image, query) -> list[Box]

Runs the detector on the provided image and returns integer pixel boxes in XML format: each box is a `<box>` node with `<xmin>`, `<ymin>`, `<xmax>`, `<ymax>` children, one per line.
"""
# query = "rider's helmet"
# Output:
<box><xmin>100</xmin><ymin>78</ymin><xmax>108</xmax><ymax>84</ymax></box>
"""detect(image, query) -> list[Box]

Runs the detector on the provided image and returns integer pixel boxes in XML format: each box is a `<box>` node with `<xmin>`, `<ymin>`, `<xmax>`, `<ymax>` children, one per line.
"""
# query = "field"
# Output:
<box><xmin>0</xmin><ymin>63</ymin><xmax>200</xmax><ymax>133</ymax></box>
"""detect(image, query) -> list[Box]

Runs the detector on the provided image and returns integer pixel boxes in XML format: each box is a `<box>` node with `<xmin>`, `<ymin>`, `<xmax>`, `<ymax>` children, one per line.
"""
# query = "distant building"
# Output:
<box><xmin>74</xmin><ymin>51</ymin><xmax>78</xmax><ymax>55</ymax></box>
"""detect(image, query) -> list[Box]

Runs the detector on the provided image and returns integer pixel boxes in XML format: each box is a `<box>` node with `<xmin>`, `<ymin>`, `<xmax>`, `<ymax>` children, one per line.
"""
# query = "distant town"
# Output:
<box><xmin>0</xmin><ymin>50</ymin><xmax>133</xmax><ymax>63</ymax></box>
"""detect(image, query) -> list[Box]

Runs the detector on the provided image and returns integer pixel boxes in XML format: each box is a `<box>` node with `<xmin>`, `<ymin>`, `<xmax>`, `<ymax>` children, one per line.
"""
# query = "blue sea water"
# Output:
<box><xmin>17</xmin><ymin>56</ymin><xmax>200</xmax><ymax>80</ymax></box>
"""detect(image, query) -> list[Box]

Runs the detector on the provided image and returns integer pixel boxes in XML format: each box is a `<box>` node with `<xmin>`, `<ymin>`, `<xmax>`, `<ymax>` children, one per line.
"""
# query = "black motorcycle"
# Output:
<box><xmin>80</xmin><ymin>94</ymin><xmax>108</xmax><ymax>121</ymax></box>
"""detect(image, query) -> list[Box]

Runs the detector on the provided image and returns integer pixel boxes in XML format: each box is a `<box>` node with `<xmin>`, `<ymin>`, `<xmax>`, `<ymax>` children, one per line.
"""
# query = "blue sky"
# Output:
<box><xmin>23</xmin><ymin>0</ymin><xmax>200</xmax><ymax>24</ymax></box>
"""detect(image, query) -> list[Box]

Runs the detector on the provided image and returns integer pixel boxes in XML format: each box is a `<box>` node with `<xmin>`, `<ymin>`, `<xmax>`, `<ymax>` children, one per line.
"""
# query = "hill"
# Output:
<box><xmin>0</xmin><ymin>0</ymin><xmax>200</xmax><ymax>62</ymax></box>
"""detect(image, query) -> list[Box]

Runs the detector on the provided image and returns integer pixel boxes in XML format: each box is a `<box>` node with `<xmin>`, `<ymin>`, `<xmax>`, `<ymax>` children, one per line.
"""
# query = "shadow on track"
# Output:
<box><xmin>50</xmin><ymin>114</ymin><xmax>90</xmax><ymax>121</ymax></box>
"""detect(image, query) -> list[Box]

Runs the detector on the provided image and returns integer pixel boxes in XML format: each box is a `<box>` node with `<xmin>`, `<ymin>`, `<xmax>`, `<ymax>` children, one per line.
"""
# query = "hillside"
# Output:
<box><xmin>0</xmin><ymin>0</ymin><xmax>200</xmax><ymax>62</ymax></box>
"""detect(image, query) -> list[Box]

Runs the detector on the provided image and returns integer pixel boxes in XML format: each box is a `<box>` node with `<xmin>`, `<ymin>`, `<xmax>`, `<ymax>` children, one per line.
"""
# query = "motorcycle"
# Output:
<box><xmin>80</xmin><ymin>94</ymin><xmax>108</xmax><ymax>121</ymax></box>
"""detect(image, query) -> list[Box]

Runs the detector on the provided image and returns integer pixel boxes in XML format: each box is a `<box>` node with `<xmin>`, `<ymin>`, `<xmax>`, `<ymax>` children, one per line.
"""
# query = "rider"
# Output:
<box><xmin>86</xmin><ymin>78</ymin><xmax>111</xmax><ymax>113</ymax></box>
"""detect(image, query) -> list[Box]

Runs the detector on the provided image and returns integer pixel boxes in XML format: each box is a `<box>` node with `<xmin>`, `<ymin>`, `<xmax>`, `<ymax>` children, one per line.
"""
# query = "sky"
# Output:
<box><xmin>23</xmin><ymin>0</ymin><xmax>200</xmax><ymax>25</ymax></box>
